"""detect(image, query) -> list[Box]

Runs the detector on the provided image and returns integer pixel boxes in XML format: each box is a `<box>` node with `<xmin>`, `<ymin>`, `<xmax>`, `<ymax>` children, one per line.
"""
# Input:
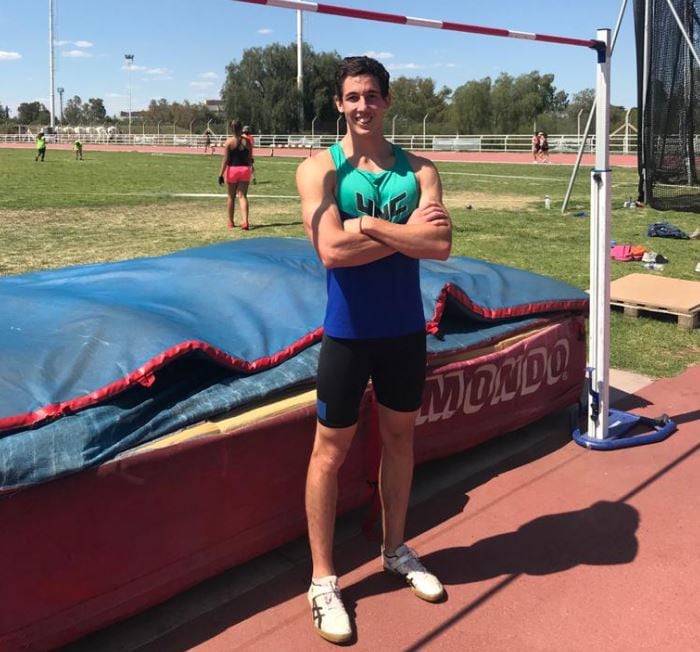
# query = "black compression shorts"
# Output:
<box><xmin>316</xmin><ymin>331</ymin><xmax>427</xmax><ymax>428</ymax></box>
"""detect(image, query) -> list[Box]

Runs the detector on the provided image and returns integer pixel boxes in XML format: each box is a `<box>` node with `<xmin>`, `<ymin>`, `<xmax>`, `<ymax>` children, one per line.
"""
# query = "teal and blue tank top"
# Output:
<box><xmin>324</xmin><ymin>142</ymin><xmax>426</xmax><ymax>339</ymax></box>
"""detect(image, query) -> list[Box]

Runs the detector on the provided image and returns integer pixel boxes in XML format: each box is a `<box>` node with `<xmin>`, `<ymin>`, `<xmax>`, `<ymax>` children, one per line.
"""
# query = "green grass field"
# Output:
<box><xmin>1</xmin><ymin>146</ymin><xmax>698</xmax><ymax>377</ymax></box>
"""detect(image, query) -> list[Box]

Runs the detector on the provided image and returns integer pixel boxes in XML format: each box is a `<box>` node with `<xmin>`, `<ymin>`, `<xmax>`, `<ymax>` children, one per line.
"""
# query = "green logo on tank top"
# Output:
<box><xmin>355</xmin><ymin>191</ymin><xmax>408</xmax><ymax>221</ymax></box>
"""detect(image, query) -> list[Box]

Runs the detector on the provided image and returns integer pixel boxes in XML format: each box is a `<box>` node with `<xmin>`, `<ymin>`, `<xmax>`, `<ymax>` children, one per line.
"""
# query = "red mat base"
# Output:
<box><xmin>0</xmin><ymin>317</ymin><xmax>585</xmax><ymax>651</ymax></box>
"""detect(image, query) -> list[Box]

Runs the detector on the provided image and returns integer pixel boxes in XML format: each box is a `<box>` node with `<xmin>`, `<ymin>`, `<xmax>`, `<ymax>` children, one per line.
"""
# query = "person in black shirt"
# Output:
<box><xmin>218</xmin><ymin>119</ymin><xmax>252</xmax><ymax>230</ymax></box>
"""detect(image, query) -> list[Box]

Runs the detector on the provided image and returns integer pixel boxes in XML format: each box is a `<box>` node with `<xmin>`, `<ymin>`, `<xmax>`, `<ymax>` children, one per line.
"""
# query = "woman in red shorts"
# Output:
<box><xmin>218</xmin><ymin>119</ymin><xmax>252</xmax><ymax>230</ymax></box>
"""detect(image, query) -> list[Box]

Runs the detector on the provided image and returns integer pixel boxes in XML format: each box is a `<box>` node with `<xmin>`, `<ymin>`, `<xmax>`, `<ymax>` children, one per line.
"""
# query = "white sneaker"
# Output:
<box><xmin>382</xmin><ymin>544</ymin><xmax>445</xmax><ymax>602</ymax></box>
<box><xmin>307</xmin><ymin>576</ymin><xmax>352</xmax><ymax>644</ymax></box>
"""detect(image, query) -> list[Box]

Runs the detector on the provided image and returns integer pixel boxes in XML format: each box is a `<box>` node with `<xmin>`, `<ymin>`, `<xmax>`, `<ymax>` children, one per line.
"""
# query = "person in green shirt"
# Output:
<box><xmin>35</xmin><ymin>132</ymin><xmax>46</xmax><ymax>162</ymax></box>
<box><xmin>74</xmin><ymin>139</ymin><xmax>83</xmax><ymax>160</ymax></box>
<box><xmin>297</xmin><ymin>56</ymin><xmax>451</xmax><ymax>644</ymax></box>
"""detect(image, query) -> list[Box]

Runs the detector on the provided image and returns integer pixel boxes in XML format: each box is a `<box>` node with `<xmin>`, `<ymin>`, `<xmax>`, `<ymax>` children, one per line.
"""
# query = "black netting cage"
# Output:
<box><xmin>635</xmin><ymin>0</ymin><xmax>700</xmax><ymax>211</ymax></box>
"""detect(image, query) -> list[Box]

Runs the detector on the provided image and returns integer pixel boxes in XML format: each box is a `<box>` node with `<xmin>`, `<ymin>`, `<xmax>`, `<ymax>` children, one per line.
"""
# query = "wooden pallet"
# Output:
<box><xmin>609</xmin><ymin>274</ymin><xmax>700</xmax><ymax>330</ymax></box>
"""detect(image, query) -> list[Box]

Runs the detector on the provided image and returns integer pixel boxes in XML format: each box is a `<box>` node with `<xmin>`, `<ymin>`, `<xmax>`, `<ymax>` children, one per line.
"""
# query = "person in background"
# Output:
<box><xmin>531</xmin><ymin>131</ymin><xmax>540</xmax><ymax>163</ymax></box>
<box><xmin>538</xmin><ymin>131</ymin><xmax>550</xmax><ymax>163</ymax></box>
<box><xmin>296</xmin><ymin>55</ymin><xmax>452</xmax><ymax>644</ymax></box>
<box><xmin>35</xmin><ymin>132</ymin><xmax>47</xmax><ymax>162</ymax></box>
<box><xmin>74</xmin><ymin>138</ymin><xmax>83</xmax><ymax>160</ymax></box>
<box><xmin>204</xmin><ymin>129</ymin><xmax>215</xmax><ymax>155</ymax></box>
<box><xmin>218</xmin><ymin>119</ymin><xmax>252</xmax><ymax>230</ymax></box>
<box><xmin>242</xmin><ymin>125</ymin><xmax>256</xmax><ymax>183</ymax></box>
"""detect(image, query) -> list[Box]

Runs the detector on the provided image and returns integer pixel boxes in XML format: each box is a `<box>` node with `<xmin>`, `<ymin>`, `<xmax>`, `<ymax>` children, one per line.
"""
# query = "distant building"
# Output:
<box><xmin>118</xmin><ymin>111</ymin><xmax>146</xmax><ymax>121</ymax></box>
<box><xmin>204</xmin><ymin>99</ymin><xmax>224</xmax><ymax>114</ymax></box>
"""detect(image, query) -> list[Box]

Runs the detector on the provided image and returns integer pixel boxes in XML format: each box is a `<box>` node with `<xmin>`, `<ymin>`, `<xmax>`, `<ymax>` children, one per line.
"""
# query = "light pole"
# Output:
<box><xmin>124</xmin><ymin>53</ymin><xmax>134</xmax><ymax>139</ymax></box>
<box><xmin>422</xmin><ymin>112</ymin><xmax>430</xmax><ymax>150</ymax></box>
<box><xmin>57</xmin><ymin>87</ymin><xmax>64</xmax><ymax>124</ymax></box>
<box><xmin>392</xmin><ymin>114</ymin><xmax>399</xmax><ymax>142</ymax></box>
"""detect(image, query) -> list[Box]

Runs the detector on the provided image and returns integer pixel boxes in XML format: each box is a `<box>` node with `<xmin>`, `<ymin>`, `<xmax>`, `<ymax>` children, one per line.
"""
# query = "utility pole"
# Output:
<box><xmin>57</xmin><ymin>87</ymin><xmax>64</xmax><ymax>123</ymax></box>
<box><xmin>124</xmin><ymin>53</ymin><xmax>135</xmax><ymax>139</ymax></box>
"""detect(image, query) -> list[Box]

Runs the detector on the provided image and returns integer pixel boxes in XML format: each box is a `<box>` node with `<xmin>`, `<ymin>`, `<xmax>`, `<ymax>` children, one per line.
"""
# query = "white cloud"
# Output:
<box><xmin>364</xmin><ymin>51</ymin><xmax>395</xmax><ymax>60</ymax></box>
<box><xmin>54</xmin><ymin>39</ymin><xmax>93</xmax><ymax>48</ymax></box>
<box><xmin>387</xmin><ymin>63</ymin><xmax>427</xmax><ymax>71</ymax></box>
<box><xmin>199</xmin><ymin>72</ymin><xmax>218</xmax><ymax>79</ymax></box>
<box><xmin>122</xmin><ymin>63</ymin><xmax>147</xmax><ymax>71</ymax></box>
<box><xmin>145</xmin><ymin>67</ymin><xmax>169</xmax><ymax>76</ymax></box>
<box><xmin>62</xmin><ymin>50</ymin><xmax>92</xmax><ymax>58</ymax></box>
<box><xmin>258</xmin><ymin>28</ymin><xmax>273</xmax><ymax>35</ymax></box>
<box><xmin>0</xmin><ymin>51</ymin><xmax>22</xmax><ymax>61</ymax></box>
<box><xmin>190</xmin><ymin>81</ymin><xmax>214</xmax><ymax>89</ymax></box>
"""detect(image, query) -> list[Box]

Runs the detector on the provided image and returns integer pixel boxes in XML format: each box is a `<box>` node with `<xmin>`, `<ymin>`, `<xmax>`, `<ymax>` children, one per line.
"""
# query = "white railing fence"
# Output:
<box><xmin>0</xmin><ymin>131</ymin><xmax>642</xmax><ymax>154</ymax></box>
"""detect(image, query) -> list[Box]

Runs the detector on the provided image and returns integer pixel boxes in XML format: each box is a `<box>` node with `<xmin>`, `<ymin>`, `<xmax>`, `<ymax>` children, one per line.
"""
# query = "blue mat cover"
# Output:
<box><xmin>0</xmin><ymin>238</ymin><xmax>587</xmax><ymax>489</ymax></box>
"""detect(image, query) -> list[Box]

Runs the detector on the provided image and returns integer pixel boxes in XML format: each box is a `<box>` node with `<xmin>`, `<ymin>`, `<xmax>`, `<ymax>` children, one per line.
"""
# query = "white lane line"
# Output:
<box><xmin>170</xmin><ymin>193</ymin><xmax>299</xmax><ymax>199</ymax></box>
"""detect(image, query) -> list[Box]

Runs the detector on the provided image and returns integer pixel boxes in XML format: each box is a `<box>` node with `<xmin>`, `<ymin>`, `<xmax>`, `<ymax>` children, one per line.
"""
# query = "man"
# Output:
<box><xmin>74</xmin><ymin>138</ymin><xmax>83</xmax><ymax>160</ymax></box>
<box><xmin>203</xmin><ymin>129</ymin><xmax>215</xmax><ymax>155</ymax></box>
<box><xmin>296</xmin><ymin>56</ymin><xmax>452</xmax><ymax>644</ymax></box>
<box><xmin>35</xmin><ymin>131</ymin><xmax>47</xmax><ymax>162</ymax></box>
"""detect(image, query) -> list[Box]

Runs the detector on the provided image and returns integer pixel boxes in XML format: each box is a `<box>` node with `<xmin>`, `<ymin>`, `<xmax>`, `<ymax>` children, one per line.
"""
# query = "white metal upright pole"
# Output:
<box><xmin>561</xmin><ymin>0</ymin><xmax>628</xmax><ymax>213</ymax></box>
<box><xmin>297</xmin><ymin>10</ymin><xmax>304</xmax><ymax>129</ymax></box>
<box><xmin>640</xmin><ymin>0</ymin><xmax>651</xmax><ymax>202</ymax></box>
<box><xmin>48</xmin><ymin>0</ymin><xmax>56</xmax><ymax>129</ymax></box>
<box><xmin>588</xmin><ymin>29</ymin><xmax>612</xmax><ymax>440</ymax></box>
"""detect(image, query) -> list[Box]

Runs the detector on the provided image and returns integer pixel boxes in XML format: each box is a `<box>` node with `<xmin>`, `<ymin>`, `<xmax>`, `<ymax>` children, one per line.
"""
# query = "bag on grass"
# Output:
<box><xmin>611</xmin><ymin>244</ymin><xmax>633</xmax><ymax>261</ymax></box>
<box><xmin>647</xmin><ymin>222</ymin><xmax>689</xmax><ymax>239</ymax></box>
<box><xmin>630</xmin><ymin>245</ymin><xmax>646</xmax><ymax>260</ymax></box>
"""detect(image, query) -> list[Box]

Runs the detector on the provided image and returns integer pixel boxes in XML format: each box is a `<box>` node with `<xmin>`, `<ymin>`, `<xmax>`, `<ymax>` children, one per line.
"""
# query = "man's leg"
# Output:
<box><xmin>372</xmin><ymin>333</ymin><xmax>444</xmax><ymax>602</ymax></box>
<box><xmin>377</xmin><ymin>405</ymin><xmax>417</xmax><ymax>552</ymax></box>
<box><xmin>305</xmin><ymin>421</ymin><xmax>356</xmax><ymax>577</ymax></box>
<box><xmin>377</xmin><ymin>404</ymin><xmax>444</xmax><ymax>602</ymax></box>
<box><xmin>305</xmin><ymin>421</ymin><xmax>356</xmax><ymax>643</ymax></box>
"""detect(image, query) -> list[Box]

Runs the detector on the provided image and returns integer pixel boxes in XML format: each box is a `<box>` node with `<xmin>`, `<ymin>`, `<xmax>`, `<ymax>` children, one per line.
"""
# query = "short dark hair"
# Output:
<box><xmin>335</xmin><ymin>56</ymin><xmax>390</xmax><ymax>100</ymax></box>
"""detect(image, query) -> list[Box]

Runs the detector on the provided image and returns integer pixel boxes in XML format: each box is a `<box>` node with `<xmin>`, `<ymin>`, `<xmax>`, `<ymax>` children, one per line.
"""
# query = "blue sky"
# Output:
<box><xmin>0</xmin><ymin>0</ymin><xmax>638</xmax><ymax>120</ymax></box>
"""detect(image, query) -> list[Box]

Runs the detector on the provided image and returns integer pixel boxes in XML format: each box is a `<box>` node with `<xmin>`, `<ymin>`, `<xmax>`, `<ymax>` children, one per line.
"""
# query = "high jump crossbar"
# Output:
<box><xmin>234</xmin><ymin>1</ymin><xmax>675</xmax><ymax>448</ymax></box>
<box><xmin>232</xmin><ymin>0</ymin><xmax>604</xmax><ymax>51</ymax></box>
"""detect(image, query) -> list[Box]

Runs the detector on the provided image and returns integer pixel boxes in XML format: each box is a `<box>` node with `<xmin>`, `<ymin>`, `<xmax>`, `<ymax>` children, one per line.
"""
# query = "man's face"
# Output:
<box><xmin>335</xmin><ymin>74</ymin><xmax>390</xmax><ymax>135</ymax></box>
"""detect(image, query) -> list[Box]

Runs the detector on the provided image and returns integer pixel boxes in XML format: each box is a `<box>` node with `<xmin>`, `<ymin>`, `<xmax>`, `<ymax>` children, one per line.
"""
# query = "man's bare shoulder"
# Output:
<box><xmin>297</xmin><ymin>148</ymin><xmax>334</xmax><ymax>175</ymax></box>
<box><xmin>296</xmin><ymin>149</ymin><xmax>336</xmax><ymax>196</ymax></box>
<box><xmin>404</xmin><ymin>149</ymin><xmax>437</xmax><ymax>175</ymax></box>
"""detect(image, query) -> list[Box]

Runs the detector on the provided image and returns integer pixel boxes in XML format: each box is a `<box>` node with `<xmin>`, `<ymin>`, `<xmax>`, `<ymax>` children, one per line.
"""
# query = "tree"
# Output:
<box><xmin>222</xmin><ymin>43</ymin><xmax>340</xmax><ymax>133</ymax></box>
<box><xmin>386</xmin><ymin>77</ymin><xmax>451</xmax><ymax>134</ymax></box>
<box><xmin>146</xmin><ymin>98</ymin><xmax>173</xmax><ymax>125</ymax></box>
<box><xmin>63</xmin><ymin>96</ymin><xmax>84</xmax><ymax>124</ymax></box>
<box><xmin>489</xmin><ymin>71</ymin><xmax>568</xmax><ymax>133</ymax></box>
<box><xmin>490</xmin><ymin>73</ymin><xmax>519</xmax><ymax>133</ymax></box>
<box><xmin>17</xmin><ymin>101</ymin><xmax>50</xmax><ymax>126</ymax></box>
<box><xmin>451</xmin><ymin>77</ymin><xmax>492</xmax><ymax>134</ymax></box>
<box><xmin>84</xmin><ymin>98</ymin><xmax>107</xmax><ymax>123</ymax></box>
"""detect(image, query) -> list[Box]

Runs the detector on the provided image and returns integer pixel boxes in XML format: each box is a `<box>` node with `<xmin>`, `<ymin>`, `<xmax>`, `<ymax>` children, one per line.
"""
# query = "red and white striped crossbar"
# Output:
<box><xmin>232</xmin><ymin>0</ymin><xmax>603</xmax><ymax>50</ymax></box>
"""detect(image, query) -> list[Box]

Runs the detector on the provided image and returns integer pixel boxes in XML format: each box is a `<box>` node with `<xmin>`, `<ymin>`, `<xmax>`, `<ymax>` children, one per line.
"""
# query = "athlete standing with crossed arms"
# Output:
<box><xmin>296</xmin><ymin>56</ymin><xmax>452</xmax><ymax>644</ymax></box>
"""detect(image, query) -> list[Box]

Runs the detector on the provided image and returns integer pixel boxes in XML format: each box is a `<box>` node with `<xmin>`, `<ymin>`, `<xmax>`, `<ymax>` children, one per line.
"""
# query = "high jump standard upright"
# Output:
<box><xmin>232</xmin><ymin>0</ymin><xmax>676</xmax><ymax>448</ymax></box>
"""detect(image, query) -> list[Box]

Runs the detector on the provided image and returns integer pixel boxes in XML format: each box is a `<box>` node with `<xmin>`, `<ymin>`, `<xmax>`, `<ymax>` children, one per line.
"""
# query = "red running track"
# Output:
<box><xmin>0</xmin><ymin>142</ymin><xmax>637</xmax><ymax>168</ymax></box>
